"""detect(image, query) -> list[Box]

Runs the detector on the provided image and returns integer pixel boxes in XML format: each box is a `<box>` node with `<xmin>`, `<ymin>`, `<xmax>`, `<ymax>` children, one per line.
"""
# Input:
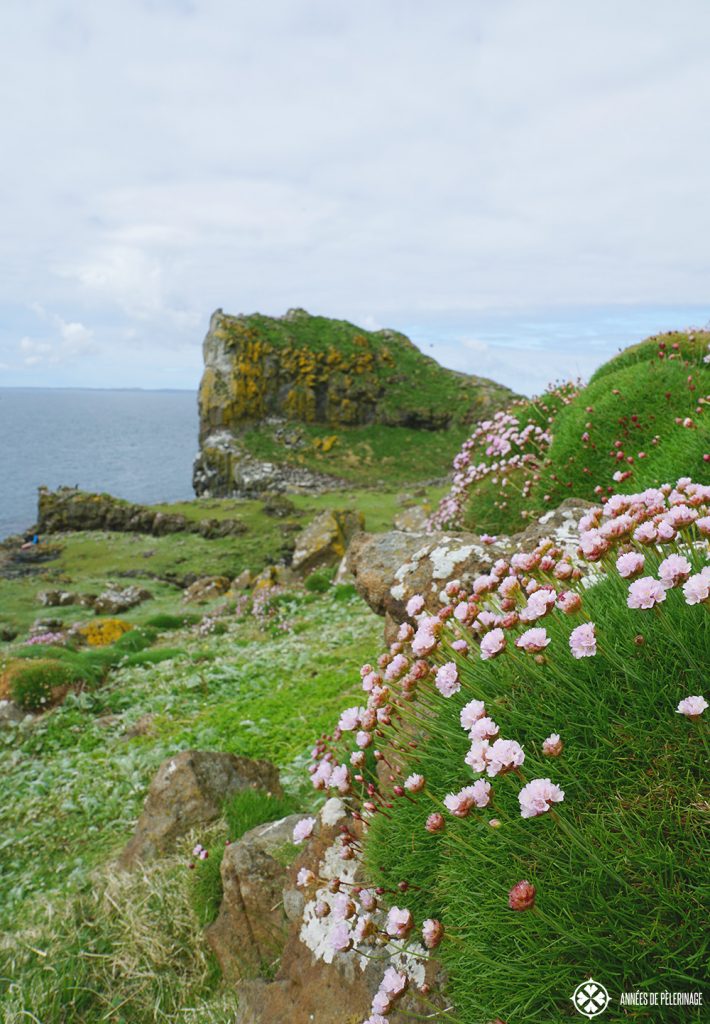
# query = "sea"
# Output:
<box><xmin>0</xmin><ymin>388</ymin><xmax>198</xmax><ymax>540</ymax></box>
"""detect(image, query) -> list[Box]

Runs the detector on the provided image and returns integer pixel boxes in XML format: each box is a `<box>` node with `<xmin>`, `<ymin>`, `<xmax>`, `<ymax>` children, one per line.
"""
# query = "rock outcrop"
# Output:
<box><xmin>347</xmin><ymin>498</ymin><xmax>592</xmax><ymax>636</ymax></box>
<box><xmin>291</xmin><ymin>509</ymin><xmax>365</xmax><ymax>575</ymax></box>
<box><xmin>205</xmin><ymin>813</ymin><xmax>308</xmax><ymax>980</ymax></box>
<box><xmin>36</xmin><ymin>487</ymin><xmax>246</xmax><ymax>539</ymax></box>
<box><xmin>227</xmin><ymin>798</ymin><xmax>446</xmax><ymax>1024</ymax></box>
<box><xmin>119</xmin><ymin>751</ymin><xmax>282</xmax><ymax>868</ymax></box>
<box><xmin>193</xmin><ymin>308</ymin><xmax>514</xmax><ymax>497</ymax></box>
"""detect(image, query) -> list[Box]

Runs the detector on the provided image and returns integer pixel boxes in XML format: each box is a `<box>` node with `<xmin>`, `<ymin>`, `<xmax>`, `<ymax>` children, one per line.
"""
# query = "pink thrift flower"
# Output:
<box><xmin>465</xmin><ymin>739</ymin><xmax>490</xmax><ymax>773</ymax></box>
<box><xmin>454</xmin><ymin>601</ymin><xmax>473</xmax><ymax>623</ymax></box>
<box><xmin>371</xmin><ymin>993</ymin><xmax>391</xmax><ymax>1016</ymax></box>
<box><xmin>330</xmin><ymin>922</ymin><xmax>352</xmax><ymax>952</ymax></box>
<box><xmin>627</xmin><ymin>577</ymin><xmax>667</xmax><ymax>609</ymax></box>
<box><xmin>515</xmin><ymin>627</ymin><xmax>550</xmax><ymax>653</ymax></box>
<box><xmin>411</xmin><ymin>619</ymin><xmax>439</xmax><ymax>656</ymax></box>
<box><xmin>460</xmin><ymin>698</ymin><xmax>486</xmax><ymax>731</ymax></box>
<box><xmin>297</xmin><ymin>868</ymin><xmax>316</xmax><ymax>888</ymax></box>
<box><xmin>556</xmin><ymin>590</ymin><xmax>582</xmax><ymax>614</ymax></box>
<box><xmin>658</xmin><ymin>554</ymin><xmax>692</xmax><ymax>588</ymax></box>
<box><xmin>385</xmin><ymin>653</ymin><xmax>409</xmax><ymax>680</ymax></box>
<box><xmin>292</xmin><ymin>817</ymin><xmax>316</xmax><ymax>844</ymax></box>
<box><xmin>696</xmin><ymin>515</ymin><xmax>710</xmax><ymax>536</ymax></box>
<box><xmin>338</xmin><ymin>706</ymin><xmax>362</xmax><ymax>732</ymax></box>
<box><xmin>683</xmin><ymin>571</ymin><xmax>710</xmax><ymax>606</ymax></box>
<box><xmin>425</xmin><ymin>812</ymin><xmax>445</xmax><ymax>833</ymax></box>
<box><xmin>311</xmin><ymin>760</ymin><xmax>333</xmax><ymax>790</ymax></box>
<box><xmin>633</xmin><ymin>521</ymin><xmax>658</xmax><ymax>544</ymax></box>
<box><xmin>656</xmin><ymin>519</ymin><xmax>676</xmax><ymax>542</ymax></box>
<box><xmin>330</xmin><ymin>765</ymin><xmax>350</xmax><ymax>794</ymax></box>
<box><xmin>435</xmin><ymin>661</ymin><xmax>460</xmax><ymax>697</ymax></box>
<box><xmin>518</xmin><ymin>777</ymin><xmax>565</xmax><ymax>818</ymax></box>
<box><xmin>451</xmin><ymin>638</ymin><xmax>469</xmax><ymax>654</ymax></box>
<box><xmin>569</xmin><ymin>622</ymin><xmax>597</xmax><ymax>659</ymax></box>
<box><xmin>422</xmin><ymin>918</ymin><xmax>444</xmax><ymax>949</ymax></box>
<box><xmin>469</xmin><ymin>716</ymin><xmax>499</xmax><ymax>741</ymax></box>
<box><xmin>480</xmin><ymin>627</ymin><xmax>506</xmax><ymax>660</ymax></box>
<box><xmin>444</xmin><ymin>783</ymin><xmax>489</xmax><ymax>817</ymax></box>
<box><xmin>486</xmin><ymin>738</ymin><xmax>525</xmax><ymax>777</ymax></box>
<box><xmin>404</xmin><ymin>773</ymin><xmax>425</xmax><ymax>793</ymax></box>
<box><xmin>356</xmin><ymin>730</ymin><xmax>373</xmax><ymax>749</ymax></box>
<box><xmin>406</xmin><ymin>594</ymin><xmax>425</xmax><ymax>617</ymax></box>
<box><xmin>676</xmin><ymin>695</ymin><xmax>708</xmax><ymax>718</ymax></box>
<box><xmin>333</xmin><ymin>893</ymin><xmax>357</xmax><ymax>920</ymax></box>
<box><xmin>616</xmin><ymin>551</ymin><xmax>645</xmax><ymax>578</ymax></box>
<box><xmin>542</xmin><ymin>733</ymin><xmax>563</xmax><ymax>756</ymax></box>
<box><xmin>358</xmin><ymin>889</ymin><xmax>378</xmax><ymax>912</ymax></box>
<box><xmin>381</xmin><ymin>967</ymin><xmax>408</xmax><ymax>997</ymax></box>
<box><xmin>385</xmin><ymin>906</ymin><xmax>413</xmax><ymax>939</ymax></box>
<box><xmin>353</xmin><ymin>915</ymin><xmax>376</xmax><ymax>943</ymax></box>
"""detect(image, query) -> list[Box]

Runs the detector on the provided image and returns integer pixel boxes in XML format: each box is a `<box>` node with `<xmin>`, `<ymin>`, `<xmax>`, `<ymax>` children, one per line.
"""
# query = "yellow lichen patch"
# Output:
<box><xmin>78</xmin><ymin>619</ymin><xmax>133</xmax><ymax>647</ymax></box>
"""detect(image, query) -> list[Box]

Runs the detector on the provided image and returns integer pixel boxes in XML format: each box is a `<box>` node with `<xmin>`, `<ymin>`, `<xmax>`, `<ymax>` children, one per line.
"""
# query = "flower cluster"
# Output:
<box><xmin>304</xmin><ymin>477</ymin><xmax>708</xmax><ymax>1020</ymax></box>
<box><xmin>429</xmin><ymin>384</ymin><xmax>580</xmax><ymax>529</ymax></box>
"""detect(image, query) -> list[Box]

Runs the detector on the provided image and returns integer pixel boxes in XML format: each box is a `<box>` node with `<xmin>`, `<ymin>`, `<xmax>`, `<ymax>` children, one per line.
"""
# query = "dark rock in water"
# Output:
<box><xmin>192</xmin><ymin>308</ymin><xmax>515</xmax><ymax>497</ymax></box>
<box><xmin>119</xmin><ymin>750</ymin><xmax>282</xmax><ymax>869</ymax></box>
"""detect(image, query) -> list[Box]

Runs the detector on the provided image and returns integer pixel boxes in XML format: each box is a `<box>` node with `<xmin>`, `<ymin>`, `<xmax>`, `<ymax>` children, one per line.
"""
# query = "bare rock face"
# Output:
<box><xmin>347</xmin><ymin>498</ymin><xmax>593</xmax><ymax>629</ymax></box>
<box><xmin>205</xmin><ymin>814</ymin><xmax>307</xmax><ymax>980</ymax></box>
<box><xmin>119</xmin><ymin>751</ymin><xmax>282</xmax><ymax>869</ymax></box>
<box><xmin>291</xmin><ymin>509</ymin><xmax>365</xmax><ymax>575</ymax></box>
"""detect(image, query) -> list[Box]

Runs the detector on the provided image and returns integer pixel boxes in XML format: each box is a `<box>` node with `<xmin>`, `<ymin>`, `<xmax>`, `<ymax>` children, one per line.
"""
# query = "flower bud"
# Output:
<box><xmin>508</xmin><ymin>879</ymin><xmax>536</xmax><ymax>911</ymax></box>
<box><xmin>425</xmin><ymin>812</ymin><xmax>445</xmax><ymax>833</ymax></box>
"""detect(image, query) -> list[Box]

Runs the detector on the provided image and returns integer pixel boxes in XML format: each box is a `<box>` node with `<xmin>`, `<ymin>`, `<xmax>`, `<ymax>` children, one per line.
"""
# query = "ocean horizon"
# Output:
<box><xmin>0</xmin><ymin>387</ymin><xmax>198</xmax><ymax>539</ymax></box>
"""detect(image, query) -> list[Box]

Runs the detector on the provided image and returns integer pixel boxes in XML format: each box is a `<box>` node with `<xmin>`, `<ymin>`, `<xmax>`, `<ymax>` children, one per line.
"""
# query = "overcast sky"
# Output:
<box><xmin>1</xmin><ymin>0</ymin><xmax>709</xmax><ymax>396</ymax></box>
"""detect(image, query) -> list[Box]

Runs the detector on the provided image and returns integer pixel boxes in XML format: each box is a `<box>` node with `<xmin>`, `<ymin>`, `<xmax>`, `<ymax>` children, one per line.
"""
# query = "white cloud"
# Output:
<box><xmin>0</xmin><ymin>0</ymin><xmax>709</xmax><ymax>390</ymax></box>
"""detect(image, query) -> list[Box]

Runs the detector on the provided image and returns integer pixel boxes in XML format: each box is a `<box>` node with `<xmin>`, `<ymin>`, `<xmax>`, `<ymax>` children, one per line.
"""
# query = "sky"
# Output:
<box><xmin>1</xmin><ymin>0</ymin><xmax>709</xmax><ymax>396</ymax></box>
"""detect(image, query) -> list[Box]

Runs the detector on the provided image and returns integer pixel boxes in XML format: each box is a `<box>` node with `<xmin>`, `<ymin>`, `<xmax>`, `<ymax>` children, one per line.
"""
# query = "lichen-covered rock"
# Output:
<box><xmin>205</xmin><ymin>813</ymin><xmax>307</xmax><ymax>980</ymax></box>
<box><xmin>192</xmin><ymin>308</ymin><xmax>515</xmax><ymax>497</ymax></box>
<box><xmin>347</xmin><ymin>498</ymin><xmax>593</xmax><ymax>628</ymax></box>
<box><xmin>182</xmin><ymin>576</ymin><xmax>231</xmax><ymax>604</ymax></box>
<box><xmin>93</xmin><ymin>585</ymin><xmax>152</xmax><ymax>615</ymax></box>
<box><xmin>393</xmin><ymin>506</ymin><xmax>430</xmax><ymax>532</ymax></box>
<box><xmin>291</xmin><ymin>510</ymin><xmax>364</xmax><ymax>575</ymax></box>
<box><xmin>37</xmin><ymin>590</ymin><xmax>78</xmax><ymax>607</ymax></box>
<box><xmin>119</xmin><ymin>751</ymin><xmax>282</xmax><ymax>868</ymax></box>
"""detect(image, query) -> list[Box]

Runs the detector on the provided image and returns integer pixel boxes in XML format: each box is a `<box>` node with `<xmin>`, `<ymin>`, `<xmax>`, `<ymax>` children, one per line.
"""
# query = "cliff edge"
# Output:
<box><xmin>193</xmin><ymin>308</ymin><xmax>514</xmax><ymax>496</ymax></box>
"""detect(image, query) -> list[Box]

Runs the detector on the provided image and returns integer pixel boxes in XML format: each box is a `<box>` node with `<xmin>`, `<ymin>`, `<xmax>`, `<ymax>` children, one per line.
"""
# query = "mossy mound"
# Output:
<box><xmin>445</xmin><ymin>330</ymin><xmax>709</xmax><ymax>534</ymax></box>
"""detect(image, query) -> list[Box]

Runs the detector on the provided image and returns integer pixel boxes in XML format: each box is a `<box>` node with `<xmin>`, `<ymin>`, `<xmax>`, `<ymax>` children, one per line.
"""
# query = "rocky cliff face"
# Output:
<box><xmin>193</xmin><ymin>308</ymin><xmax>515</xmax><ymax>497</ymax></box>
